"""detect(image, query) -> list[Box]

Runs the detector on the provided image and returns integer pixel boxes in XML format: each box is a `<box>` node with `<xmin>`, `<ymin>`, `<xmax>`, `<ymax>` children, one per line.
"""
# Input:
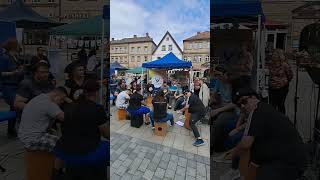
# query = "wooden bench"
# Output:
<box><xmin>184</xmin><ymin>109</ymin><xmax>191</xmax><ymax>130</ymax></box>
<box><xmin>25</xmin><ymin>150</ymin><xmax>55</xmax><ymax>180</ymax></box>
<box><xmin>239</xmin><ymin>150</ymin><xmax>258</xmax><ymax>180</ymax></box>
<box><xmin>154</xmin><ymin>122</ymin><xmax>167</xmax><ymax>136</ymax></box>
<box><xmin>117</xmin><ymin>108</ymin><xmax>127</xmax><ymax>120</ymax></box>
<box><xmin>146</xmin><ymin>96</ymin><xmax>153</xmax><ymax>107</ymax></box>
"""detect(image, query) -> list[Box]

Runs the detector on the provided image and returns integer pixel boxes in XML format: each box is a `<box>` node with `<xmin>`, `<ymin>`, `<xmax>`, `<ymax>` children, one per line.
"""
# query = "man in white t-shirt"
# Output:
<box><xmin>115</xmin><ymin>89</ymin><xmax>131</xmax><ymax>109</ymax></box>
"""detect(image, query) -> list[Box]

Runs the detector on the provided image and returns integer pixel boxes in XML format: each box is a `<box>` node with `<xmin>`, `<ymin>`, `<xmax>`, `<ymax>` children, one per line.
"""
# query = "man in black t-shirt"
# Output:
<box><xmin>226</xmin><ymin>88</ymin><xmax>307</xmax><ymax>180</ymax></box>
<box><xmin>183</xmin><ymin>90</ymin><xmax>206</xmax><ymax>147</ymax></box>
<box><xmin>127</xmin><ymin>86</ymin><xmax>150</xmax><ymax>125</ymax></box>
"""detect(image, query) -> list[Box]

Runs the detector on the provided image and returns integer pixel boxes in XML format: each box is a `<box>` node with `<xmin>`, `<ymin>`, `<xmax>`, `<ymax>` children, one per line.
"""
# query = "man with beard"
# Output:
<box><xmin>14</xmin><ymin>62</ymin><xmax>55</xmax><ymax>124</ymax></box>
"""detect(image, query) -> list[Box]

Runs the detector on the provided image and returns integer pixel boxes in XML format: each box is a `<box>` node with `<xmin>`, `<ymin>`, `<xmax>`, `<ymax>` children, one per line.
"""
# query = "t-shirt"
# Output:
<box><xmin>115</xmin><ymin>91</ymin><xmax>130</xmax><ymax>108</ymax></box>
<box><xmin>152</xmin><ymin>97</ymin><xmax>167</xmax><ymax>120</ymax></box>
<box><xmin>17</xmin><ymin>78</ymin><xmax>55</xmax><ymax>102</ymax></box>
<box><xmin>128</xmin><ymin>92</ymin><xmax>143</xmax><ymax>110</ymax></box>
<box><xmin>18</xmin><ymin>94</ymin><xmax>62</xmax><ymax>146</ymax></box>
<box><xmin>188</xmin><ymin>94</ymin><xmax>206</xmax><ymax>115</ymax></box>
<box><xmin>213</xmin><ymin>80</ymin><xmax>232</xmax><ymax>105</ymax></box>
<box><xmin>56</xmin><ymin>99</ymin><xmax>107</xmax><ymax>154</ymax></box>
<box><xmin>65</xmin><ymin>79</ymin><xmax>84</xmax><ymax>101</ymax></box>
<box><xmin>247</xmin><ymin>102</ymin><xmax>307</xmax><ymax>167</ymax></box>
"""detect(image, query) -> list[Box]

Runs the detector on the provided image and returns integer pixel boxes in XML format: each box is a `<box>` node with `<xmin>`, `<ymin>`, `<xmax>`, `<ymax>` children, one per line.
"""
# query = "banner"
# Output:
<box><xmin>149</xmin><ymin>69</ymin><xmax>167</xmax><ymax>88</ymax></box>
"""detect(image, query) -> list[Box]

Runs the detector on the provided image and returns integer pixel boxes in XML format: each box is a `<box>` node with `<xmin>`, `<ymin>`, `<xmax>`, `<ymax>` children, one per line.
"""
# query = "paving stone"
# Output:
<box><xmin>167</xmin><ymin>161</ymin><xmax>178</xmax><ymax>171</ymax></box>
<box><xmin>186</xmin><ymin>153</ymin><xmax>195</xmax><ymax>160</ymax></box>
<box><xmin>195</xmin><ymin>154</ymin><xmax>204</xmax><ymax>162</ymax></box>
<box><xmin>163</xmin><ymin>146</ymin><xmax>170</xmax><ymax>153</ymax></box>
<box><xmin>197</xmin><ymin>162</ymin><xmax>207</xmax><ymax>177</ymax></box>
<box><xmin>158</xmin><ymin>160</ymin><xmax>169</xmax><ymax>169</ymax></box>
<box><xmin>151</xmin><ymin>156</ymin><xmax>161</xmax><ymax>165</ymax></box>
<box><xmin>152</xmin><ymin>177</ymin><xmax>162</xmax><ymax>180</ymax></box>
<box><xmin>164</xmin><ymin>169</ymin><xmax>175</xmax><ymax>179</ymax></box>
<box><xmin>155</xmin><ymin>150</ymin><xmax>163</xmax><ymax>157</ymax></box>
<box><xmin>176</xmin><ymin>166</ymin><xmax>186</xmax><ymax>176</ymax></box>
<box><xmin>147</xmin><ymin>162</ymin><xmax>158</xmax><ymax>172</ymax></box>
<box><xmin>128</xmin><ymin>152</ymin><xmax>138</xmax><ymax>160</ymax></box>
<box><xmin>121</xmin><ymin>173</ymin><xmax>132</xmax><ymax>180</ymax></box>
<box><xmin>161</xmin><ymin>153</ymin><xmax>170</xmax><ymax>162</ymax></box>
<box><xmin>142</xmin><ymin>169</ymin><xmax>154</xmax><ymax>180</ymax></box>
<box><xmin>154</xmin><ymin>167</ymin><xmax>165</xmax><ymax>179</ymax></box>
<box><xmin>177</xmin><ymin>150</ymin><xmax>186</xmax><ymax>158</ymax></box>
<box><xmin>122</xmin><ymin>158</ymin><xmax>133</xmax><ymax>167</ymax></box>
<box><xmin>138</xmin><ymin>158</ymin><xmax>151</xmax><ymax>172</ymax></box>
<box><xmin>196</xmin><ymin>175</ymin><xmax>207</xmax><ymax>180</ymax></box>
<box><xmin>128</xmin><ymin>157</ymin><xmax>143</xmax><ymax>173</ymax></box>
<box><xmin>115</xmin><ymin>165</ymin><xmax>128</xmax><ymax>176</ymax></box>
<box><xmin>138</xmin><ymin>152</ymin><xmax>146</xmax><ymax>159</ymax></box>
<box><xmin>206</xmin><ymin>164</ymin><xmax>210</xmax><ymax>180</ymax></box>
<box><xmin>119</xmin><ymin>154</ymin><xmax>129</xmax><ymax>161</ymax></box>
<box><xmin>170</xmin><ymin>154</ymin><xmax>179</xmax><ymax>162</ymax></box>
<box><xmin>145</xmin><ymin>152</ymin><xmax>154</xmax><ymax>160</ymax></box>
<box><xmin>174</xmin><ymin>174</ymin><xmax>185</xmax><ymax>180</ymax></box>
<box><xmin>186</xmin><ymin>166</ymin><xmax>196</xmax><ymax>177</ymax></box>
<box><xmin>178</xmin><ymin>157</ymin><xmax>187</xmax><ymax>168</ymax></box>
<box><xmin>112</xmin><ymin>159</ymin><xmax>124</xmax><ymax>169</ymax></box>
<box><xmin>204</xmin><ymin>158</ymin><xmax>210</xmax><ymax>165</ymax></box>
<box><xmin>186</xmin><ymin>176</ymin><xmax>196</xmax><ymax>180</ymax></box>
<box><xmin>111</xmin><ymin>174</ymin><xmax>121</xmax><ymax>180</ymax></box>
<box><xmin>187</xmin><ymin>159</ymin><xmax>197</xmax><ymax>169</ymax></box>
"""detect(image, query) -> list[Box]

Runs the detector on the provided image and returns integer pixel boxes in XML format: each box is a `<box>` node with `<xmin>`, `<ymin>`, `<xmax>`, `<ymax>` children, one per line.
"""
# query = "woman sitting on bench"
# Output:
<box><xmin>149</xmin><ymin>90</ymin><xmax>174</xmax><ymax>129</ymax></box>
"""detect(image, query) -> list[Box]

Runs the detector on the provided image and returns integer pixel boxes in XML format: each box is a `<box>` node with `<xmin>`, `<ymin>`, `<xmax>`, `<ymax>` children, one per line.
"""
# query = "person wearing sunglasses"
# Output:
<box><xmin>225</xmin><ymin>87</ymin><xmax>307</xmax><ymax>180</ymax></box>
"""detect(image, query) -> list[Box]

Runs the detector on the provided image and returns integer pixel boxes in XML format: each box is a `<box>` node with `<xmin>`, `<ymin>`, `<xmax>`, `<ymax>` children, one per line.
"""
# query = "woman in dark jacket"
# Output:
<box><xmin>0</xmin><ymin>39</ymin><xmax>24</xmax><ymax>138</ymax></box>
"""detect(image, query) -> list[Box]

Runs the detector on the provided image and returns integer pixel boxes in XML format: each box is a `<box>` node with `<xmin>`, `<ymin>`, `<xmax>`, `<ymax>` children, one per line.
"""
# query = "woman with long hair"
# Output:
<box><xmin>268</xmin><ymin>49</ymin><xmax>293</xmax><ymax>114</ymax></box>
<box><xmin>0</xmin><ymin>39</ymin><xmax>24</xmax><ymax>138</ymax></box>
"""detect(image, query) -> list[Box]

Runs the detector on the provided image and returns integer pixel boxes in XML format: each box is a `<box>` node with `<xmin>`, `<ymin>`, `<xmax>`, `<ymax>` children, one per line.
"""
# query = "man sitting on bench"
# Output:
<box><xmin>225</xmin><ymin>87</ymin><xmax>308</xmax><ymax>180</ymax></box>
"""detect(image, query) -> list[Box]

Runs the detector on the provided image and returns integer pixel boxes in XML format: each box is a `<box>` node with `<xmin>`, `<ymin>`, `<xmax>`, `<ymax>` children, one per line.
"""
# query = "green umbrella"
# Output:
<box><xmin>126</xmin><ymin>67</ymin><xmax>146</xmax><ymax>74</ymax></box>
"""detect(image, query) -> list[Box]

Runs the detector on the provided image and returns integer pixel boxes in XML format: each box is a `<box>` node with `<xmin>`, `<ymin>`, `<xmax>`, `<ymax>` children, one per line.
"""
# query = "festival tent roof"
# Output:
<box><xmin>50</xmin><ymin>16</ymin><xmax>109</xmax><ymax>36</ymax></box>
<box><xmin>0</xmin><ymin>0</ymin><xmax>61</xmax><ymax>28</ymax></box>
<box><xmin>110</xmin><ymin>61</ymin><xmax>128</xmax><ymax>70</ymax></box>
<box><xmin>142</xmin><ymin>52</ymin><xmax>192</xmax><ymax>69</ymax></box>
<box><xmin>126</xmin><ymin>67</ymin><xmax>146</xmax><ymax>74</ymax></box>
<box><xmin>211</xmin><ymin>0</ymin><xmax>265</xmax><ymax>23</ymax></box>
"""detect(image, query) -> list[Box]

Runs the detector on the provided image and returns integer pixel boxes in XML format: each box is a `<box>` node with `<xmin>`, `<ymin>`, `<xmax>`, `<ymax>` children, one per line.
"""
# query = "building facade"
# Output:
<box><xmin>110</xmin><ymin>33</ymin><xmax>156</xmax><ymax>68</ymax></box>
<box><xmin>152</xmin><ymin>31</ymin><xmax>183</xmax><ymax>60</ymax></box>
<box><xmin>183</xmin><ymin>31</ymin><xmax>210</xmax><ymax>77</ymax></box>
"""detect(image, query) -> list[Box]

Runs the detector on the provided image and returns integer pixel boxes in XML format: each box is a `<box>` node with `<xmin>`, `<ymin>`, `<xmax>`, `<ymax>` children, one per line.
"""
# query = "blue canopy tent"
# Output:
<box><xmin>211</xmin><ymin>0</ymin><xmax>267</xmax><ymax>95</ymax></box>
<box><xmin>110</xmin><ymin>61</ymin><xmax>128</xmax><ymax>70</ymax></box>
<box><xmin>142</xmin><ymin>52</ymin><xmax>192</xmax><ymax>69</ymax></box>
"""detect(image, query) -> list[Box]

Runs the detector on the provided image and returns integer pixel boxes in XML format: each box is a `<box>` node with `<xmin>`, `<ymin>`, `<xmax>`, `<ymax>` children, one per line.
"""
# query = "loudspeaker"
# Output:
<box><xmin>130</xmin><ymin>115</ymin><xmax>143</xmax><ymax>128</ymax></box>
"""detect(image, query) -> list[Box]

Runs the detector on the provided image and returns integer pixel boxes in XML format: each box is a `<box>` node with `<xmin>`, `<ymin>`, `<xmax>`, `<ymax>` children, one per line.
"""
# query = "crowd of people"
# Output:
<box><xmin>211</xmin><ymin>46</ymin><xmax>307</xmax><ymax>180</ymax></box>
<box><xmin>110</xmin><ymin>73</ymin><xmax>211</xmax><ymax>147</ymax></box>
<box><xmin>0</xmin><ymin>39</ymin><xmax>109</xmax><ymax>180</ymax></box>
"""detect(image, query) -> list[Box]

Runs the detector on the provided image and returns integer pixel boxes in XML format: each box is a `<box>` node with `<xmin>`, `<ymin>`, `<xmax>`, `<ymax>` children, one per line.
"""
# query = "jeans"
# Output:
<box><xmin>2</xmin><ymin>85</ymin><xmax>17</xmax><ymax>134</ymax></box>
<box><xmin>127</xmin><ymin>106</ymin><xmax>150</xmax><ymax>116</ymax></box>
<box><xmin>223</xmin><ymin>118</ymin><xmax>243</xmax><ymax>150</ymax></box>
<box><xmin>190</xmin><ymin>113</ymin><xmax>205</xmax><ymax>138</ymax></box>
<box><xmin>149</xmin><ymin>111</ymin><xmax>174</xmax><ymax>127</ymax></box>
<box><xmin>211</xmin><ymin>111</ymin><xmax>238</xmax><ymax>152</ymax></box>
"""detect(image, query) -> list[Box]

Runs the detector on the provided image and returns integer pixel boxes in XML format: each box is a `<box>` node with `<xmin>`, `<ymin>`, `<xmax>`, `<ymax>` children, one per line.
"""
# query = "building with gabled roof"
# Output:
<box><xmin>152</xmin><ymin>31</ymin><xmax>183</xmax><ymax>60</ymax></box>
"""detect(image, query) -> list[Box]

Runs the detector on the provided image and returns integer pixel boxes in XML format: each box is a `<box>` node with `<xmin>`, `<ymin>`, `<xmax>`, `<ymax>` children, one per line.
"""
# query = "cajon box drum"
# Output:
<box><xmin>131</xmin><ymin>115</ymin><xmax>143</xmax><ymax>128</ymax></box>
<box><xmin>25</xmin><ymin>150</ymin><xmax>55</xmax><ymax>180</ymax></box>
<box><xmin>155</xmin><ymin>122</ymin><xmax>167</xmax><ymax>136</ymax></box>
<box><xmin>147</xmin><ymin>96</ymin><xmax>153</xmax><ymax>106</ymax></box>
<box><xmin>184</xmin><ymin>109</ymin><xmax>191</xmax><ymax>130</ymax></box>
<box><xmin>118</xmin><ymin>108</ymin><xmax>127</xmax><ymax>120</ymax></box>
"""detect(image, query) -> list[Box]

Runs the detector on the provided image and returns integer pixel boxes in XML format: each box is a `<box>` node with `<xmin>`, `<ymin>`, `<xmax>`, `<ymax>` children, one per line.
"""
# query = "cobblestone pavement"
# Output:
<box><xmin>110</xmin><ymin>132</ymin><xmax>211</xmax><ymax>180</ymax></box>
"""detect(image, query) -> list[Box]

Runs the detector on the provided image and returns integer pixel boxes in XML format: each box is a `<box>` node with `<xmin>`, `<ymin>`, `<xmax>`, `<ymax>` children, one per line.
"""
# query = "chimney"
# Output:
<box><xmin>146</xmin><ymin>33</ymin><xmax>149</xmax><ymax>37</ymax></box>
<box><xmin>112</xmin><ymin>38</ymin><xmax>114</xmax><ymax>41</ymax></box>
<box><xmin>133</xmin><ymin>35</ymin><xmax>137</xmax><ymax>38</ymax></box>
<box><xmin>197</xmin><ymin>32</ymin><xmax>201</xmax><ymax>35</ymax></box>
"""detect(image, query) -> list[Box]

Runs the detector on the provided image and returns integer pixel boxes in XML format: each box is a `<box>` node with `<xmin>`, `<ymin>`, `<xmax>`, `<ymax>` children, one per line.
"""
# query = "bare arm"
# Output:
<box><xmin>14</xmin><ymin>95</ymin><xmax>28</xmax><ymax>111</ymax></box>
<box><xmin>230</xmin><ymin>136</ymin><xmax>254</xmax><ymax>159</ymax></box>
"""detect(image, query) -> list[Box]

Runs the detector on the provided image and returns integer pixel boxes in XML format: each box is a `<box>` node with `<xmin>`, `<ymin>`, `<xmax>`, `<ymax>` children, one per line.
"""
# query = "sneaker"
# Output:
<box><xmin>179</xmin><ymin>115</ymin><xmax>185</xmax><ymax>120</ymax></box>
<box><xmin>145</xmin><ymin>122</ymin><xmax>150</xmax><ymax>125</ymax></box>
<box><xmin>192</xmin><ymin>139</ymin><xmax>206</xmax><ymax>147</ymax></box>
<box><xmin>168</xmin><ymin>106</ymin><xmax>172</xmax><ymax>109</ymax></box>
<box><xmin>151</xmin><ymin>126</ymin><xmax>155</xmax><ymax>130</ymax></box>
<box><xmin>176</xmin><ymin>110</ymin><xmax>182</xmax><ymax>114</ymax></box>
<box><xmin>220</xmin><ymin>169</ymin><xmax>241</xmax><ymax>180</ymax></box>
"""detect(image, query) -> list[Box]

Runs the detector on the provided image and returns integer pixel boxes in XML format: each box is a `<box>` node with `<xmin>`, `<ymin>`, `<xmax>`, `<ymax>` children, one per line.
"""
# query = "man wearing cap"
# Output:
<box><xmin>225</xmin><ymin>87</ymin><xmax>307</xmax><ymax>180</ymax></box>
<box><xmin>183</xmin><ymin>90</ymin><xmax>206</xmax><ymax>147</ymax></box>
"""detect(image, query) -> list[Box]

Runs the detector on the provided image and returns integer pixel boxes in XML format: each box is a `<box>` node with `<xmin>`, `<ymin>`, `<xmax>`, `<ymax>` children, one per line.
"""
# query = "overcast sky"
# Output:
<box><xmin>110</xmin><ymin>0</ymin><xmax>210</xmax><ymax>48</ymax></box>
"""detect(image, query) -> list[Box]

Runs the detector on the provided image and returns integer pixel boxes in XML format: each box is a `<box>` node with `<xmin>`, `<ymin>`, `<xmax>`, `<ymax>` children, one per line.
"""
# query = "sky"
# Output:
<box><xmin>110</xmin><ymin>0</ymin><xmax>210</xmax><ymax>48</ymax></box>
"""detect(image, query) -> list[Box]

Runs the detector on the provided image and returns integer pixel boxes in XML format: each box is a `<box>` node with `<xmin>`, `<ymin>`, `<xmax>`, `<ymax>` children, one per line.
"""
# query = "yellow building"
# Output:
<box><xmin>110</xmin><ymin>33</ymin><xmax>156</xmax><ymax>68</ymax></box>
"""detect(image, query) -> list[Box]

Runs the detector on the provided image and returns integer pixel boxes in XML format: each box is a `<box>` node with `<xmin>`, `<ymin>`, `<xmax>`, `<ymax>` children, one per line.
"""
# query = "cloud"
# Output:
<box><xmin>111</xmin><ymin>0</ymin><xmax>210</xmax><ymax>48</ymax></box>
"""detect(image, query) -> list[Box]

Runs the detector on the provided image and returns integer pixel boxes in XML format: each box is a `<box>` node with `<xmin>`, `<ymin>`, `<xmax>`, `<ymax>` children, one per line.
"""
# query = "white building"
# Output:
<box><xmin>152</xmin><ymin>31</ymin><xmax>183</xmax><ymax>60</ymax></box>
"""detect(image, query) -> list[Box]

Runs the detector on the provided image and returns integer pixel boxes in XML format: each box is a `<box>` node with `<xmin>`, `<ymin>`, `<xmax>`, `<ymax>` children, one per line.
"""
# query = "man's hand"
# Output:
<box><xmin>210</xmin><ymin>109</ymin><xmax>221</xmax><ymax>118</ymax></box>
<box><xmin>64</xmin><ymin>97</ymin><xmax>73</xmax><ymax>103</ymax></box>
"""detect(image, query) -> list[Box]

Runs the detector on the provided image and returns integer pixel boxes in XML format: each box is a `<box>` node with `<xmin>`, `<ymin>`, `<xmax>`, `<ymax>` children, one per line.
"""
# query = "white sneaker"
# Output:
<box><xmin>220</xmin><ymin>169</ymin><xmax>241</xmax><ymax>180</ymax></box>
<box><xmin>176</xmin><ymin>110</ymin><xmax>182</xmax><ymax>114</ymax></box>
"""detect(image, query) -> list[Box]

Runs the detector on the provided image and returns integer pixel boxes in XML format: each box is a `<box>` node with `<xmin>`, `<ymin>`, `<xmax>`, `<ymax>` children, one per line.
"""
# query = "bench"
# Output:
<box><xmin>184</xmin><ymin>109</ymin><xmax>191</xmax><ymax>130</ymax></box>
<box><xmin>117</xmin><ymin>108</ymin><xmax>127</xmax><ymax>120</ymax></box>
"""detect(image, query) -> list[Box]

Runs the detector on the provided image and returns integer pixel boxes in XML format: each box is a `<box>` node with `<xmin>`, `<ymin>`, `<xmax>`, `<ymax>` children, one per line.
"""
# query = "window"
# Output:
<box><xmin>137</xmin><ymin>47</ymin><xmax>140</xmax><ymax>53</ymax></box>
<box><xmin>206</xmin><ymin>55</ymin><xmax>210</xmax><ymax>62</ymax></box>
<box><xmin>137</xmin><ymin>56</ymin><xmax>141</xmax><ymax>62</ymax></box>
<box><xmin>199</xmin><ymin>43</ymin><xmax>202</xmax><ymax>49</ymax></box>
<box><xmin>184</xmin><ymin>56</ymin><xmax>187</xmax><ymax>61</ymax></box>
<box><xmin>144</xmin><ymin>56</ymin><xmax>148</xmax><ymax>61</ymax></box>
<box><xmin>166</xmin><ymin>37</ymin><xmax>169</xmax><ymax>41</ymax></box>
<box><xmin>207</xmin><ymin>42</ymin><xmax>210</xmax><ymax>48</ymax></box>
<box><xmin>189</xmin><ymin>43</ymin><xmax>192</xmax><ymax>49</ymax></box>
<box><xmin>168</xmin><ymin>45</ymin><xmax>172</xmax><ymax>51</ymax></box>
<box><xmin>194</xmin><ymin>43</ymin><xmax>198</xmax><ymax>49</ymax></box>
<box><xmin>131</xmin><ymin>47</ymin><xmax>135</xmax><ymax>52</ymax></box>
<box><xmin>48</xmin><ymin>0</ymin><xmax>55</xmax><ymax>3</ymax></box>
<box><xmin>115</xmin><ymin>47</ymin><xmax>118</xmax><ymax>52</ymax></box>
<box><xmin>131</xmin><ymin>56</ymin><xmax>135</xmax><ymax>62</ymax></box>
<box><xmin>144</xmin><ymin>46</ymin><xmax>148</xmax><ymax>52</ymax></box>
<box><xmin>193</xmin><ymin>56</ymin><xmax>197</xmax><ymax>63</ymax></box>
<box><xmin>157</xmin><ymin>57</ymin><xmax>161</xmax><ymax>59</ymax></box>
<box><xmin>161</xmin><ymin>45</ymin><xmax>166</xmax><ymax>51</ymax></box>
<box><xmin>198</xmin><ymin>56</ymin><xmax>202</xmax><ymax>63</ymax></box>
<box><xmin>111</xmin><ymin>47</ymin><xmax>114</xmax><ymax>51</ymax></box>
<box><xmin>49</xmin><ymin>13</ymin><xmax>53</xmax><ymax>17</ymax></box>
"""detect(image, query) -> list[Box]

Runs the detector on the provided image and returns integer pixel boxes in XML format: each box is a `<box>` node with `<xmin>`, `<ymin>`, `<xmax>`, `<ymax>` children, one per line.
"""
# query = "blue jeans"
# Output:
<box><xmin>224</xmin><ymin>118</ymin><xmax>244</xmax><ymax>150</ymax></box>
<box><xmin>149</xmin><ymin>111</ymin><xmax>174</xmax><ymax>127</ymax></box>
<box><xmin>2</xmin><ymin>85</ymin><xmax>17</xmax><ymax>133</ymax></box>
<box><xmin>127</xmin><ymin>106</ymin><xmax>150</xmax><ymax>116</ymax></box>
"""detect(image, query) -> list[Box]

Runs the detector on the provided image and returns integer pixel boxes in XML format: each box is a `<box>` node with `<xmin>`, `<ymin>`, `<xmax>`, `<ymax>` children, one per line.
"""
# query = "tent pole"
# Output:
<box><xmin>100</xmin><ymin>18</ymin><xmax>105</xmax><ymax>105</ymax></box>
<box><xmin>141</xmin><ymin>68</ymin><xmax>144</xmax><ymax>95</ymax></box>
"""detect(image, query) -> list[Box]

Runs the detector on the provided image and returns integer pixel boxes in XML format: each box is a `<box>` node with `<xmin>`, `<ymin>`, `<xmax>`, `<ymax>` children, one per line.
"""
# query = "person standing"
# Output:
<box><xmin>199</xmin><ymin>79</ymin><xmax>210</xmax><ymax>108</ymax></box>
<box><xmin>226</xmin><ymin>87</ymin><xmax>307</xmax><ymax>180</ymax></box>
<box><xmin>0</xmin><ymin>39</ymin><xmax>24</xmax><ymax>138</ymax></box>
<box><xmin>183</xmin><ymin>90</ymin><xmax>206</xmax><ymax>146</ymax></box>
<box><xmin>268</xmin><ymin>49</ymin><xmax>293</xmax><ymax>114</ymax></box>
